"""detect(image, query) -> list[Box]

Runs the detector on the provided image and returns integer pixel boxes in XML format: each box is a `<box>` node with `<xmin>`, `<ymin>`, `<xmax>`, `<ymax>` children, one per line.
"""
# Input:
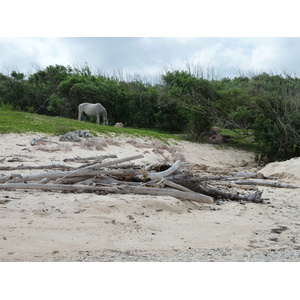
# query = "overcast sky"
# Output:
<box><xmin>1</xmin><ymin>37</ymin><xmax>300</xmax><ymax>81</ymax></box>
<box><xmin>1</xmin><ymin>1</ymin><xmax>300</xmax><ymax>82</ymax></box>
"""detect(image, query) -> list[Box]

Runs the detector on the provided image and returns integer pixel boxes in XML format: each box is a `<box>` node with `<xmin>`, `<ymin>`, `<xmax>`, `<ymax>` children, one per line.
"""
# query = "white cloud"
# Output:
<box><xmin>1</xmin><ymin>37</ymin><xmax>300</xmax><ymax>79</ymax></box>
<box><xmin>0</xmin><ymin>38</ymin><xmax>73</xmax><ymax>73</ymax></box>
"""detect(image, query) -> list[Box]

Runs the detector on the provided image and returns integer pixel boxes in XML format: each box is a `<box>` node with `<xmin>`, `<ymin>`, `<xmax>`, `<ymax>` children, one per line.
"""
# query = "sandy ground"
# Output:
<box><xmin>1</xmin><ymin>132</ymin><xmax>300</xmax><ymax>262</ymax></box>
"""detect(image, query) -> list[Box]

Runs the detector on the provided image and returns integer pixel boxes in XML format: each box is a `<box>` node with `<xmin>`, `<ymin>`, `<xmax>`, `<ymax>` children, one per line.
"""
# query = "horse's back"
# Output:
<box><xmin>79</xmin><ymin>103</ymin><xmax>103</xmax><ymax>115</ymax></box>
<box><xmin>79</xmin><ymin>102</ymin><xmax>93</xmax><ymax>109</ymax></box>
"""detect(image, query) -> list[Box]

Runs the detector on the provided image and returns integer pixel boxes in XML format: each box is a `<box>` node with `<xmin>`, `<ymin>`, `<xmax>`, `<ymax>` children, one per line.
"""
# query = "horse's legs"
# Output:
<box><xmin>96</xmin><ymin>115</ymin><xmax>100</xmax><ymax>125</ymax></box>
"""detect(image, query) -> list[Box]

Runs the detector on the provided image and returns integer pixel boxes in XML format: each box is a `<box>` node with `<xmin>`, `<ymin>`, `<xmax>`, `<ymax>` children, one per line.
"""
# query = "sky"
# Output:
<box><xmin>1</xmin><ymin>1</ymin><xmax>300</xmax><ymax>82</ymax></box>
<box><xmin>1</xmin><ymin>37</ymin><xmax>300</xmax><ymax>82</ymax></box>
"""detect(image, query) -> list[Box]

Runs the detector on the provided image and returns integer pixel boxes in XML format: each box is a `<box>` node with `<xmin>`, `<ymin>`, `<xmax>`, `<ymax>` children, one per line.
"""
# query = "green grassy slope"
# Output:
<box><xmin>0</xmin><ymin>108</ymin><xmax>180</xmax><ymax>142</ymax></box>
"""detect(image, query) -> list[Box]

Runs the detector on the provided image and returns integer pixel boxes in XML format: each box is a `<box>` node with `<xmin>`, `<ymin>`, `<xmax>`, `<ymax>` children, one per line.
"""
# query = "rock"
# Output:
<box><xmin>59</xmin><ymin>130</ymin><xmax>94</xmax><ymax>142</ymax></box>
<box><xmin>114</xmin><ymin>122</ymin><xmax>124</xmax><ymax>128</ymax></box>
<box><xmin>211</xmin><ymin>126</ymin><xmax>220</xmax><ymax>132</ymax></box>
<box><xmin>207</xmin><ymin>134</ymin><xmax>236</xmax><ymax>144</ymax></box>
<box><xmin>208</xmin><ymin>134</ymin><xmax>224</xmax><ymax>144</ymax></box>
<box><xmin>200</xmin><ymin>130</ymin><xmax>217</xmax><ymax>139</ymax></box>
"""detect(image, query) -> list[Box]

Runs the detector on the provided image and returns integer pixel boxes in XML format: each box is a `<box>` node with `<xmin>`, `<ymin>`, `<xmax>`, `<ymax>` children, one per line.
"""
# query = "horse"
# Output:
<box><xmin>78</xmin><ymin>102</ymin><xmax>108</xmax><ymax>125</ymax></box>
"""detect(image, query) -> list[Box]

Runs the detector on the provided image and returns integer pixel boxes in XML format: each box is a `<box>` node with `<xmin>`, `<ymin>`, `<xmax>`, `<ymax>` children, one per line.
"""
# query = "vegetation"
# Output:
<box><xmin>0</xmin><ymin>105</ymin><xmax>180</xmax><ymax>142</ymax></box>
<box><xmin>1</xmin><ymin>64</ymin><xmax>300</xmax><ymax>161</ymax></box>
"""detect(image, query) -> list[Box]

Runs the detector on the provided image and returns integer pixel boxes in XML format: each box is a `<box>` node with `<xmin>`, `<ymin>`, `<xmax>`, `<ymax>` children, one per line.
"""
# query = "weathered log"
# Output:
<box><xmin>0</xmin><ymin>175</ymin><xmax>13</xmax><ymax>184</ymax></box>
<box><xmin>6</xmin><ymin>174</ymin><xmax>24</xmax><ymax>183</ymax></box>
<box><xmin>157</xmin><ymin>178</ymin><xmax>194</xmax><ymax>193</ymax></box>
<box><xmin>0</xmin><ymin>154</ymin><xmax>143</xmax><ymax>183</ymax></box>
<box><xmin>196</xmin><ymin>184</ymin><xmax>263</xmax><ymax>203</ymax></box>
<box><xmin>63</xmin><ymin>154</ymin><xmax>117</xmax><ymax>163</ymax></box>
<box><xmin>167</xmin><ymin>174</ymin><xmax>263</xmax><ymax>203</ymax></box>
<box><xmin>55</xmin><ymin>154</ymin><xmax>144</xmax><ymax>183</ymax></box>
<box><xmin>38</xmin><ymin>178</ymin><xmax>51</xmax><ymax>184</ymax></box>
<box><xmin>0</xmin><ymin>183</ymin><xmax>214</xmax><ymax>204</ymax></box>
<box><xmin>138</xmin><ymin>160</ymin><xmax>182</xmax><ymax>181</ymax></box>
<box><xmin>0</xmin><ymin>168</ymin><xmax>141</xmax><ymax>184</ymax></box>
<box><xmin>232</xmin><ymin>179</ymin><xmax>299</xmax><ymax>189</ymax></box>
<box><xmin>209</xmin><ymin>181</ymin><xmax>257</xmax><ymax>190</ymax></box>
<box><xmin>203</xmin><ymin>173</ymin><xmax>275</xmax><ymax>181</ymax></box>
<box><xmin>56</xmin><ymin>176</ymin><xmax>97</xmax><ymax>184</ymax></box>
<box><xmin>0</xmin><ymin>163</ymin><xmax>72</xmax><ymax>171</ymax></box>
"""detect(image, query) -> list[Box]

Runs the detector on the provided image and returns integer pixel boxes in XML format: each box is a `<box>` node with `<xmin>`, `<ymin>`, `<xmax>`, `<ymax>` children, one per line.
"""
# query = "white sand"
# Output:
<box><xmin>0</xmin><ymin>132</ymin><xmax>300</xmax><ymax>262</ymax></box>
<box><xmin>260</xmin><ymin>157</ymin><xmax>300</xmax><ymax>181</ymax></box>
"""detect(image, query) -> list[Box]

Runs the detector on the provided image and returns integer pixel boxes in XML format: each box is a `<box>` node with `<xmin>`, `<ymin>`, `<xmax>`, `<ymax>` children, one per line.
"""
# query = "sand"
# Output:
<box><xmin>1</xmin><ymin>132</ymin><xmax>300</xmax><ymax>262</ymax></box>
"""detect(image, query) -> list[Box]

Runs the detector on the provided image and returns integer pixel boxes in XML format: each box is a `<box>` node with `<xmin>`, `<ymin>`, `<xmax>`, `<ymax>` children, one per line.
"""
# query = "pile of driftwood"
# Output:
<box><xmin>0</xmin><ymin>154</ymin><xmax>298</xmax><ymax>204</ymax></box>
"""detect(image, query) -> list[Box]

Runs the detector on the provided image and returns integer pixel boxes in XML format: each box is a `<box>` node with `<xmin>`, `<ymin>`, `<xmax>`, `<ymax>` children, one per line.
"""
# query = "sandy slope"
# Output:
<box><xmin>0</xmin><ymin>132</ymin><xmax>300</xmax><ymax>262</ymax></box>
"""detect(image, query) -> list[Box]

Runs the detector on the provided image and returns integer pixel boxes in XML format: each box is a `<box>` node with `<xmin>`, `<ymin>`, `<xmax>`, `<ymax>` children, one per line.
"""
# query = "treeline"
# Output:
<box><xmin>1</xmin><ymin>64</ymin><xmax>300</xmax><ymax>161</ymax></box>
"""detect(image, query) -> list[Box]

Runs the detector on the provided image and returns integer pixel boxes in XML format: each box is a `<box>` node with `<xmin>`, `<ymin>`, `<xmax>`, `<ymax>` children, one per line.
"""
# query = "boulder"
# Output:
<box><xmin>59</xmin><ymin>130</ymin><xmax>94</xmax><ymax>142</ymax></box>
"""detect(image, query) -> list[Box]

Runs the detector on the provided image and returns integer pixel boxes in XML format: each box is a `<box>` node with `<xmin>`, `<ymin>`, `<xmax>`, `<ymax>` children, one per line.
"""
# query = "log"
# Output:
<box><xmin>232</xmin><ymin>179</ymin><xmax>299</xmax><ymax>189</ymax></box>
<box><xmin>0</xmin><ymin>163</ymin><xmax>72</xmax><ymax>171</ymax></box>
<box><xmin>0</xmin><ymin>154</ymin><xmax>143</xmax><ymax>183</ymax></box>
<box><xmin>157</xmin><ymin>178</ymin><xmax>194</xmax><ymax>193</ymax></box>
<box><xmin>56</xmin><ymin>176</ymin><xmax>97</xmax><ymax>184</ymax></box>
<box><xmin>0</xmin><ymin>175</ymin><xmax>14</xmax><ymax>184</ymax></box>
<box><xmin>55</xmin><ymin>154</ymin><xmax>144</xmax><ymax>183</ymax></box>
<box><xmin>194</xmin><ymin>183</ymin><xmax>263</xmax><ymax>203</ymax></box>
<box><xmin>0</xmin><ymin>168</ymin><xmax>141</xmax><ymax>184</ymax></box>
<box><xmin>209</xmin><ymin>181</ymin><xmax>257</xmax><ymax>190</ymax></box>
<box><xmin>63</xmin><ymin>154</ymin><xmax>117</xmax><ymax>163</ymax></box>
<box><xmin>138</xmin><ymin>160</ymin><xmax>182</xmax><ymax>181</ymax></box>
<box><xmin>38</xmin><ymin>178</ymin><xmax>51</xmax><ymax>184</ymax></box>
<box><xmin>0</xmin><ymin>183</ymin><xmax>214</xmax><ymax>204</ymax></box>
<box><xmin>203</xmin><ymin>173</ymin><xmax>275</xmax><ymax>181</ymax></box>
<box><xmin>167</xmin><ymin>174</ymin><xmax>263</xmax><ymax>203</ymax></box>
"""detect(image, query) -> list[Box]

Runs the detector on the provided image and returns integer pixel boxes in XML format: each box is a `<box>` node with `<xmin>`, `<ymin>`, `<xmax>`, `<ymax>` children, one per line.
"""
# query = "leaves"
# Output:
<box><xmin>1</xmin><ymin>64</ymin><xmax>300</xmax><ymax>161</ymax></box>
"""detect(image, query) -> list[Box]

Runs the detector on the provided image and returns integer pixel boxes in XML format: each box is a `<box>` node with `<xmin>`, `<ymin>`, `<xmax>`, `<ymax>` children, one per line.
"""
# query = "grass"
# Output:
<box><xmin>0</xmin><ymin>108</ymin><xmax>181</xmax><ymax>142</ymax></box>
<box><xmin>0</xmin><ymin>107</ymin><xmax>259</xmax><ymax>154</ymax></box>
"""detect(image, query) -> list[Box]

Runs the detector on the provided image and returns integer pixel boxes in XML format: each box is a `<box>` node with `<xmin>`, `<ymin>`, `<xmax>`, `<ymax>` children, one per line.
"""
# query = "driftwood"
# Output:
<box><xmin>209</xmin><ymin>181</ymin><xmax>257</xmax><ymax>190</ymax></box>
<box><xmin>0</xmin><ymin>163</ymin><xmax>72</xmax><ymax>171</ymax></box>
<box><xmin>54</xmin><ymin>154</ymin><xmax>144</xmax><ymax>184</ymax></box>
<box><xmin>0</xmin><ymin>168</ymin><xmax>141</xmax><ymax>184</ymax></box>
<box><xmin>157</xmin><ymin>178</ymin><xmax>194</xmax><ymax>193</ymax></box>
<box><xmin>231</xmin><ymin>179</ymin><xmax>299</xmax><ymax>189</ymax></box>
<box><xmin>0</xmin><ymin>155</ymin><xmax>136</xmax><ymax>184</ymax></box>
<box><xmin>0</xmin><ymin>183</ymin><xmax>214</xmax><ymax>204</ymax></box>
<box><xmin>63</xmin><ymin>154</ymin><xmax>117</xmax><ymax>163</ymax></box>
<box><xmin>1</xmin><ymin>151</ymin><xmax>295</xmax><ymax>204</ymax></box>
<box><xmin>138</xmin><ymin>160</ymin><xmax>182</xmax><ymax>181</ymax></box>
<box><xmin>167</xmin><ymin>174</ymin><xmax>263</xmax><ymax>203</ymax></box>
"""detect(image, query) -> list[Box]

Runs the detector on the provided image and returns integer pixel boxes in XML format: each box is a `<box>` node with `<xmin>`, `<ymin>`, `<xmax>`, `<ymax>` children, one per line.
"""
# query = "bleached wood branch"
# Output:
<box><xmin>138</xmin><ymin>160</ymin><xmax>182</xmax><ymax>181</ymax></box>
<box><xmin>63</xmin><ymin>154</ymin><xmax>117</xmax><ymax>163</ymax></box>
<box><xmin>209</xmin><ymin>181</ymin><xmax>257</xmax><ymax>190</ymax></box>
<box><xmin>0</xmin><ymin>183</ymin><xmax>214</xmax><ymax>204</ymax></box>
<box><xmin>157</xmin><ymin>178</ymin><xmax>194</xmax><ymax>192</ymax></box>
<box><xmin>231</xmin><ymin>179</ymin><xmax>299</xmax><ymax>189</ymax></box>
<box><xmin>167</xmin><ymin>174</ymin><xmax>264</xmax><ymax>203</ymax></box>
<box><xmin>54</xmin><ymin>154</ymin><xmax>144</xmax><ymax>183</ymax></box>
<box><xmin>0</xmin><ymin>168</ymin><xmax>141</xmax><ymax>184</ymax></box>
<box><xmin>0</xmin><ymin>163</ymin><xmax>72</xmax><ymax>171</ymax></box>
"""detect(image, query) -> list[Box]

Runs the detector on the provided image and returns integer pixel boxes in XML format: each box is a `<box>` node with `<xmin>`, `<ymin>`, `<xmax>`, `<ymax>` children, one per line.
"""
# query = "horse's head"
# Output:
<box><xmin>103</xmin><ymin>119</ymin><xmax>109</xmax><ymax>126</ymax></box>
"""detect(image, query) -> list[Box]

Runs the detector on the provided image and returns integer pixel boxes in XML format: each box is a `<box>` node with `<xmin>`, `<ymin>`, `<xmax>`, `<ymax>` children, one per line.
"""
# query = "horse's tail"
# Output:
<box><xmin>78</xmin><ymin>104</ymin><xmax>83</xmax><ymax>120</ymax></box>
<box><xmin>102</xmin><ymin>107</ymin><xmax>108</xmax><ymax>125</ymax></box>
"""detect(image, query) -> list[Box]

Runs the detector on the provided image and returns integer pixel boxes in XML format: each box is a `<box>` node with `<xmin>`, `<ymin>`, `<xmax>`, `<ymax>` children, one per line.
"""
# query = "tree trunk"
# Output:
<box><xmin>167</xmin><ymin>174</ymin><xmax>263</xmax><ymax>203</ymax></box>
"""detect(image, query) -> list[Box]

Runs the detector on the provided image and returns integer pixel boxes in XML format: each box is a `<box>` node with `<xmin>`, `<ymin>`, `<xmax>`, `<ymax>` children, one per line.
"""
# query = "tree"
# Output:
<box><xmin>161</xmin><ymin>70</ymin><xmax>220</xmax><ymax>135</ymax></box>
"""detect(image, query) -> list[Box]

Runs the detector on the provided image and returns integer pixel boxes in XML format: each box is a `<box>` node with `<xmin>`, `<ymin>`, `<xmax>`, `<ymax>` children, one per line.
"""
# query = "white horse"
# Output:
<box><xmin>78</xmin><ymin>102</ymin><xmax>108</xmax><ymax>125</ymax></box>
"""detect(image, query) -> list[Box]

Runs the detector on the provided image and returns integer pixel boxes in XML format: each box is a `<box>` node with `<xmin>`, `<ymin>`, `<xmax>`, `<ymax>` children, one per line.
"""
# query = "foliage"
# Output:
<box><xmin>0</xmin><ymin>106</ymin><xmax>179</xmax><ymax>143</ymax></box>
<box><xmin>1</xmin><ymin>64</ymin><xmax>300</xmax><ymax>161</ymax></box>
<box><xmin>161</xmin><ymin>70</ymin><xmax>219</xmax><ymax>134</ymax></box>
